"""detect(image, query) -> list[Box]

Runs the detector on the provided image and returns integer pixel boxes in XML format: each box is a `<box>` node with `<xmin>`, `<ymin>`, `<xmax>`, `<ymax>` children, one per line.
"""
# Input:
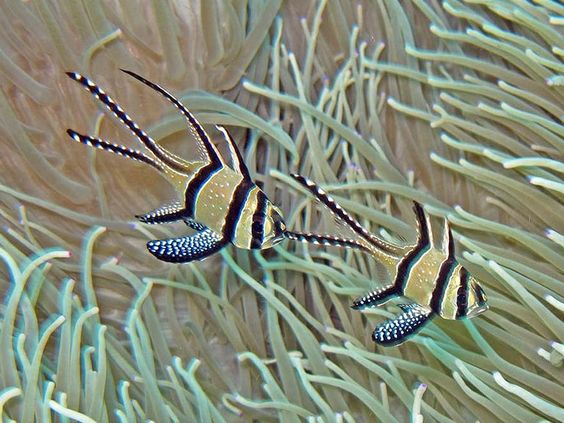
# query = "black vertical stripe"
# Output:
<box><xmin>456</xmin><ymin>267</ymin><xmax>469</xmax><ymax>318</ymax></box>
<box><xmin>430</xmin><ymin>226</ymin><xmax>456</xmax><ymax>313</ymax></box>
<box><xmin>184</xmin><ymin>164</ymin><xmax>222</xmax><ymax>216</ymax></box>
<box><xmin>250</xmin><ymin>191</ymin><xmax>267</xmax><ymax>249</ymax></box>
<box><xmin>393</xmin><ymin>202</ymin><xmax>431</xmax><ymax>292</ymax></box>
<box><xmin>223</xmin><ymin>179</ymin><xmax>253</xmax><ymax>242</ymax></box>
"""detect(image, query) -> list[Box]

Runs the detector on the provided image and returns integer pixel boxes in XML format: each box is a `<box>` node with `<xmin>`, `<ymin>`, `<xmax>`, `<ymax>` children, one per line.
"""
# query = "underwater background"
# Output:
<box><xmin>0</xmin><ymin>1</ymin><xmax>563</xmax><ymax>422</ymax></box>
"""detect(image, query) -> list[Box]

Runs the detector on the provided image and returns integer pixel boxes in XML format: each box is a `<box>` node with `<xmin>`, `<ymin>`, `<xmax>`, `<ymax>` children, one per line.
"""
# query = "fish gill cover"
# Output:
<box><xmin>0</xmin><ymin>1</ymin><xmax>562</xmax><ymax>422</ymax></box>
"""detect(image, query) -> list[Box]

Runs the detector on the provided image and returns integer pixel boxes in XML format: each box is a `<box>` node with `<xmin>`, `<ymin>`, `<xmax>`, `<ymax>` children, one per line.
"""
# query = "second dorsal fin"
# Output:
<box><xmin>215</xmin><ymin>124</ymin><xmax>251</xmax><ymax>180</ymax></box>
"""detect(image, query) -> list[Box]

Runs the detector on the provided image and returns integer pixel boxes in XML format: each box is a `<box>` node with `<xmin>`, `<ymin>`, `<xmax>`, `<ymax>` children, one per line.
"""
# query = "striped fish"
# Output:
<box><xmin>286</xmin><ymin>174</ymin><xmax>489</xmax><ymax>346</ymax></box>
<box><xmin>66</xmin><ymin>70</ymin><xmax>286</xmax><ymax>262</ymax></box>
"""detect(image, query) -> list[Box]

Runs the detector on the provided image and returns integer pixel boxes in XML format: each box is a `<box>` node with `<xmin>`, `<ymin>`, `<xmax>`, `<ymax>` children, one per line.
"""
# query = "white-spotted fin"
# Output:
<box><xmin>288</xmin><ymin>173</ymin><xmax>489</xmax><ymax>346</ymax></box>
<box><xmin>147</xmin><ymin>226</ymin><xmax>227</xmax><ymax>263</ymax></box>
<box><xmin>372</xmin><ymin>304</ymin><xmax>432</xmax><ymax>346</ymax></box>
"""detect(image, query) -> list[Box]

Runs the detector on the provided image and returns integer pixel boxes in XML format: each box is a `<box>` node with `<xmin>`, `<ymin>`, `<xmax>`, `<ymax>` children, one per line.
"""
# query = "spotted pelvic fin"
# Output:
<box><xmin>372</xmin><ymin>304</ymin><xmax>433</xmax><ymax>346</ymax></box>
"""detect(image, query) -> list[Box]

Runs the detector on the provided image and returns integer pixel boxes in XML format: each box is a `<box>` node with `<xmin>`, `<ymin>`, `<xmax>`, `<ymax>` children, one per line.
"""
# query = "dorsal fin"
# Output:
<box><xmin>215</xmin><ymin>124</ymin><xmax>251</xmax><ymax>180</ymax></box>
<box><xmin>120</xmin><ymin>69</ymin><xmax>224</xmax><ymax>168</ymax></box>
<box><xmin>66</xmin><ymin>129</ymin><xmax>164</xmax><ymax>172</ymax></box>
<box><xmin>66</xmin><ymin>72</ymin><xmax>190</xmax><ymax>174</ymax></box>
<box><xmin>442</xmin><ymin>218</ymin><xmax>455</xmax><ymax>256</ymax></box>
<box><xmin>290</xmin><ymin>174</ymin><xmax>397</xmax><ymax>254</ymax></box>
<box><xmin>411</xmin><ymin>202</ymin><xmax>431</xmax><ymax>246</ymax></box>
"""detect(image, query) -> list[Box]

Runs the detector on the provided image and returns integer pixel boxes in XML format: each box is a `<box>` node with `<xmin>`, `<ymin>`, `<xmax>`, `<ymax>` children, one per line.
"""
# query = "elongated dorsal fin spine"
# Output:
<box><xmin>66</xmin><ymin>71</ymin><xmax>189</xmax><ymax>174</ymax></box>
<box><xmin>120</xmin><ymin>69</ymin><xmax>224</xmax><ymax>168</ymax></box>
<box><xmin>284</xmin><ymin>230</ymin><xmax>371</xmax><ymax>251</ymax></box>
<box><xmin>290</xmin><ymin>174</ymin><xmax>396</xmax><ymax>254</ymax></box>
<box><xmin>66</xmin><ymin>129</ymin><xmax>164</xmax><ymax>172</ymax></box>
<box><xmin>215</xmin><ymin>124</ymin><xmax>251</xmax><ymax>180</ymax></box>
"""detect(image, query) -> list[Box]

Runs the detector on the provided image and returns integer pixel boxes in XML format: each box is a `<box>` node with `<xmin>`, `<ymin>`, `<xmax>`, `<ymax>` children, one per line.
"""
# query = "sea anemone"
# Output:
<box><xmin>0</xmin><ymin>1</ymin><xmax>562</xmax><ymax>422</ymax></box>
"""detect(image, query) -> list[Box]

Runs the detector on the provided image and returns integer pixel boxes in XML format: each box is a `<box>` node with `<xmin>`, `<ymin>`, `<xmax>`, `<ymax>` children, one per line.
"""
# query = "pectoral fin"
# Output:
<box><xmin>147</xmin><ymin>228</ymin><xmax>227</xmax><ymax>263</ymax></box>
<box><xmin>372</xmin><ymin>304</ymin><xmax>432</xmax><ymax>346</ymax></box>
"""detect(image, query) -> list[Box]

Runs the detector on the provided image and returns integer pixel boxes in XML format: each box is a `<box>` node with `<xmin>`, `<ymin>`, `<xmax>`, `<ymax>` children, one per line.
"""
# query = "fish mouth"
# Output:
<box><xmin>466</xmin><ymin>303</ymin><xmax>489</xmax><ymax>319</ymax></box>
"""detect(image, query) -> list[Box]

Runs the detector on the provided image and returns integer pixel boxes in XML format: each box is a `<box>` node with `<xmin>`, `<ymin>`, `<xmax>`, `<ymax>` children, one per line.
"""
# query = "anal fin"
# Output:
<box><xmin>372</xmin><ymin>304</ymin><xmax>433</xmax><ymax>346</ymax></box>
<box><xmin>147</xmin><ymin>227</ymin><xmax>226</xmax><ymax>263</ymax></box>
<box><xmin>352</xmin><ymin>285</ymin><xmax>398</xmax><ymax>310</ymax></box>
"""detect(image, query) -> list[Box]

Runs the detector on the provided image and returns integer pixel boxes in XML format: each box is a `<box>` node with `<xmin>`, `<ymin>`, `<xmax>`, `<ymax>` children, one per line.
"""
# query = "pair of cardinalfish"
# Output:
<box><xmin>66</xmin><ymin>70</ymin><xmax>488</xmax><ymax>346</ymax></box>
